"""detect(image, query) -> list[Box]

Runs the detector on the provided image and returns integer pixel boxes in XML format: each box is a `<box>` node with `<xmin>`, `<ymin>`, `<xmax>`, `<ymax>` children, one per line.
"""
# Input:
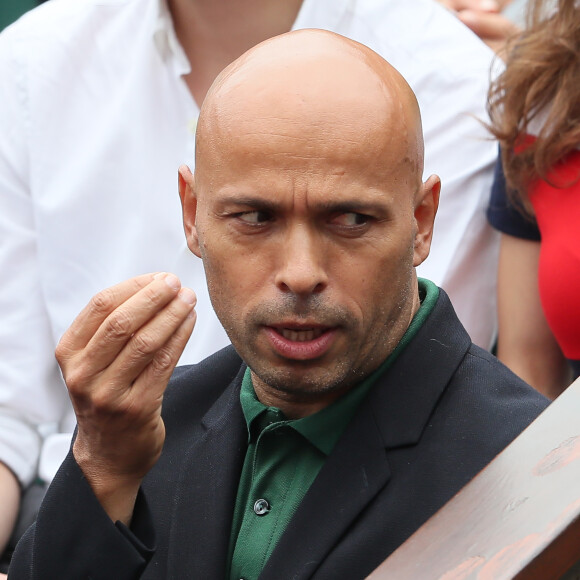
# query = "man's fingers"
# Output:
<box><xmin>134</xmin><ymin>306</ymin><xmax>197</xmax><ymax>401</ymax></box>
<box><xmin>73</xmin><ymin>298</ymin><xmax>197</xmax><ymax>424</ymax></box>
<box><xmin>77</xmin><ymin>277</ymin><xmax>193</xmax><ymax>378</ymax></box>
<box><xmin>106</xmin><ymin>287</ymin><xmax>197</xmax><ymax>386</ymax></box>
<box><xmin>57</xmin><ymin>274</ymin><xmax>160</xmax><ymax>358</ymax></box>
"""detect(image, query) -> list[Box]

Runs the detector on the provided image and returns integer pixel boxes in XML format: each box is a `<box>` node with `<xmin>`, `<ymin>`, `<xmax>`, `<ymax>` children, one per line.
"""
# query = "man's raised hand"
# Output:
<box><xmin>55</xmin><ymin>273</ymin><xmax>196</xmax><ymax>524</ymax></box>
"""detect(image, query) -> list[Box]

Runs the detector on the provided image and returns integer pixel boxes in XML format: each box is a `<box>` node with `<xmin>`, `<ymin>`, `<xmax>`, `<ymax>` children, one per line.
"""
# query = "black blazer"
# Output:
<box><xmin>10</xmin><ymin>290</ymin><xmax>549</xmax><ymax>579</ymax></box>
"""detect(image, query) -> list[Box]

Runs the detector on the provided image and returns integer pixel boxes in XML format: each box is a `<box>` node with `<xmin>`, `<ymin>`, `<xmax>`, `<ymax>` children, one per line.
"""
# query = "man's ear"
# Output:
<box><xmin>413</xmin><ymin>174</ymin><xmax>441</xmax><ymax>267</ymax></box>
<box><xmin>178</xmin><ymin>164</ymin><xmax>202</xmax><ymax>258</ymax></box>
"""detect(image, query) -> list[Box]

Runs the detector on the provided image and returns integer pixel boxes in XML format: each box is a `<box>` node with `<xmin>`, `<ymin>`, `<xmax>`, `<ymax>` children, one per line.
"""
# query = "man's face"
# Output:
<box><xmin>183</xmin><ymin>98</ymin><xmax>435</xmax><ymax>410</ymax></box>
<box><xmin>180</xmin><ymin>34</ymin><xmax>439</xmax><ymax>413</ymax></box>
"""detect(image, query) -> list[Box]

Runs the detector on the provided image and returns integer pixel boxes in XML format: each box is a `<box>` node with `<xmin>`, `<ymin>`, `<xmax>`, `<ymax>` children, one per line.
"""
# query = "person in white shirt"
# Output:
<box><xmin>0</xmin><ymin>0</ymin><xmax>499</xmax><ymax>565</ymax></box>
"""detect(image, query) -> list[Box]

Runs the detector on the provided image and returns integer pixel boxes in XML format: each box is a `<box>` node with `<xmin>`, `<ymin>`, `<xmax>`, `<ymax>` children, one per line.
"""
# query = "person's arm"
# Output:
<box><xmin>0</xmin><ymin>462</ymin><xmax>20</xmax><ymax>556</ymax></box>
<box><xmin>0</xmin><ymin>21</ymin><xmax>63</xmax><ymax>549</ymax></box>
<box><xmin>436</xmin><ymin>0</ymin><xmax>520</xmax><ymax>55</ymax></box>
<box><xmin>496</xmin><ymin>233</ymin><xmax>572</xmax><ymax>399</ymax></box>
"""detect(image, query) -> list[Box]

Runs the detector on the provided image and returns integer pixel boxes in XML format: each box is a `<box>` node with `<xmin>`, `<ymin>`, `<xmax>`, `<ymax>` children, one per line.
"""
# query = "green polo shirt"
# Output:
<box><xmin>228</xmin><ymin>279</ymin><xmax>439</xmax><ymax>580</ymax></box>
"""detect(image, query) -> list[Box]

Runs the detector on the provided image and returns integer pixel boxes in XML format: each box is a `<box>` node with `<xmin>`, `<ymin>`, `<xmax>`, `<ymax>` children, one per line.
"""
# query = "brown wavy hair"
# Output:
<box><xmin>487</xmin><ymin>0</ymin><xmax>580</xmax><ymax>214</ymax></box>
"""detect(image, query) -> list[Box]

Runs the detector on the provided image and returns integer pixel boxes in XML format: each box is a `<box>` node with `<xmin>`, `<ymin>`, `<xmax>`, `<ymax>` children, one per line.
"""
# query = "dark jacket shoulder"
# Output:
<box><xmin>161</xmin><ymin>344</ymin><xmax>243</xmax><ymax>430</ymax></box>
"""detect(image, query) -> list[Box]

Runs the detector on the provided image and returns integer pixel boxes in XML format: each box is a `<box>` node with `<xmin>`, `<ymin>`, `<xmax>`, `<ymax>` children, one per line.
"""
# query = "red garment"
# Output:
<box><xmin>530</xmin><ymin>148</ymin><xmax>580</xmax><ymax>360</ymax></box>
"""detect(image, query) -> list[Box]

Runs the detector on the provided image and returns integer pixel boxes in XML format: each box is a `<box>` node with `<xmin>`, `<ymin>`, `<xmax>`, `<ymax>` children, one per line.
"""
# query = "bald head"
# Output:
<box><xmin>195</xmin><ymin>29</ymin><xmax>425</xmax><ymax>195</ymax></box>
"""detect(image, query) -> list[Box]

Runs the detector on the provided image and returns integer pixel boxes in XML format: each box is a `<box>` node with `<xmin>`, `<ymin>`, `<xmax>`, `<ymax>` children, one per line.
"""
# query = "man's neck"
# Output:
<box><xmin>251</xmin><ymin>374</ymin><xmax>355</xmax><ymax>420</ymax></box>
<box><xmin>168</xmin><ymin>0</ymin><xmax>304</xmax><ymax>106</ymax></box>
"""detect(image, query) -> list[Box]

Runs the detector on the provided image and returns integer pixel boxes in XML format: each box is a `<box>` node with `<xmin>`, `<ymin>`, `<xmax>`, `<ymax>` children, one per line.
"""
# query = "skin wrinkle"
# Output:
<box><xmin>180</xmin><ymin>29</ymin><xmax>439</xmax><ymax>418</ymax></box>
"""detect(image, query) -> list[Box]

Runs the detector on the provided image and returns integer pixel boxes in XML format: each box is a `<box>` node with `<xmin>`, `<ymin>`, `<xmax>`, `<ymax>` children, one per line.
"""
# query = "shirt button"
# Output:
<box><xmin>253</xmin><ymin>498</ymin><xmax>270</xmax><ymax>515</ymax></box>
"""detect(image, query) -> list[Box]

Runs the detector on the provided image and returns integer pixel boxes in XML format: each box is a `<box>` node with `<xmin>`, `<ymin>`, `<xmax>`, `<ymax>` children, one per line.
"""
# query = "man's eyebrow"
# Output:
<box><xmin>314</xmin><ymin>199</ymin><xmax>390</xmax><ymax>214</ymax></box>
<box><xmin>216</xmin><ymin>195</ymin><xmax>390</xmax><ymax>214</ymax></box>
<box><xmin>217</xmin><ymin>196</ymin><xmax>281</xmax><ymax>212</ymax></box>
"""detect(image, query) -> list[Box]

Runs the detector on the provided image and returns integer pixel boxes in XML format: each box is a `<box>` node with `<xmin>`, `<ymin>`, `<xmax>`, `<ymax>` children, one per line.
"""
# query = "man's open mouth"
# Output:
<box><xmin>276</xmin><ymin>327</ymin><xmax>327</xmax><ymax>342</ymax></box>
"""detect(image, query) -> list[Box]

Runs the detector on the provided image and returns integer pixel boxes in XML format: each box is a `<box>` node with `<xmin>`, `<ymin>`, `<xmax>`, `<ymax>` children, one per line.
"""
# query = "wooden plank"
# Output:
<box><xmin>367</xmin><ymin>377</ymin><xmax>580</xmax><ymax>580</ymax></box>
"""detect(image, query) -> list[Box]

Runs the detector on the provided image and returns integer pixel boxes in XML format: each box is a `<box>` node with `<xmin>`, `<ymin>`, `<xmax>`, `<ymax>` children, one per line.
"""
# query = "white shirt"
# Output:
<box><xmin>0</xmin><ymin>0</ymin><xmax>499</xmax><ymax>486</ymax></box>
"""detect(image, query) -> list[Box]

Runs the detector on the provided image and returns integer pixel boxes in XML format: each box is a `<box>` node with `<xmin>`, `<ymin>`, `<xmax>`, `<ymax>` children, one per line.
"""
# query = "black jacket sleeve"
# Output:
<box><xmin>9</xmin><ymin>450</ymin><xmax>156</xmax><ymax>580</ymax></box>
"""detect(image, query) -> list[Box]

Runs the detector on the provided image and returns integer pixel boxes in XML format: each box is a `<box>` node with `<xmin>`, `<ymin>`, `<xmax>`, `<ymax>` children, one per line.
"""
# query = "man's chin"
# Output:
<box><xmin>250</xmin><ymin>363</ymin><xmax>356</xmax><ymax>399</ymax></box>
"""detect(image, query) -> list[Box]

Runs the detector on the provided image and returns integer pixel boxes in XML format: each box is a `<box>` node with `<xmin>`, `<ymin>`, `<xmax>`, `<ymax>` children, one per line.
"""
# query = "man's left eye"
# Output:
<box><xmin>333</xmin><ymin>212</ymin><xmax>369</xmax><ymax>226</ymax></box>
<box><xmin>238</xmin><ymin>210</ymin><xmax>271</xmax><ymax>224</ymax></box>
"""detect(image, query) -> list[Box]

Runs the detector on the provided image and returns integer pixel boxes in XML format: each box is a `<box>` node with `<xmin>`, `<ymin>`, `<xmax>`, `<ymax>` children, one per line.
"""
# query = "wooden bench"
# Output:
<box><xmin>368</xmin><ymin>377</ymin><xmax>580</xmax><ymax>580</ymax></box>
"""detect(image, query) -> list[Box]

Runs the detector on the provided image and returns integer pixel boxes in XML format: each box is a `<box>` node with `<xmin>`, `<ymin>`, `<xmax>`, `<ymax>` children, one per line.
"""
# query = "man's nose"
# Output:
<box><xmin>274</xmin><ymin>226</ymin><xmax>328</xmax><ymax>296</ymax></box>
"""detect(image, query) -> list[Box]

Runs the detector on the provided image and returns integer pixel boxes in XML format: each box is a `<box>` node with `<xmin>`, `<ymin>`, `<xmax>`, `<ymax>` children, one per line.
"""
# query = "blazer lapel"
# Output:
<box><xmin>166</xmin><ymin>366</ymin><xmax>248</xmax><ymax>579</ymax></box>
<box><xmin>371</xmin><ymin>289</ymin><xmax>471</xmax><ymax>449</ymax></box>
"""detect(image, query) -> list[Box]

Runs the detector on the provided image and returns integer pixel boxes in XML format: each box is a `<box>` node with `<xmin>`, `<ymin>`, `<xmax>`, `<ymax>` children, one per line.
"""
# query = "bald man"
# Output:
<box><xmin>9</xmin><ymin>30</ymin><xmax>547</xmax><ymax>580</ymax></box>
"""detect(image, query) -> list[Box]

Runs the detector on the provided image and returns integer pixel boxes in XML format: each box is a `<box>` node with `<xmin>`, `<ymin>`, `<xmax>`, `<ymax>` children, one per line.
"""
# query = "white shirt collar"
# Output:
<box><xmin>153</xmin><ymin>0</ymin><xmax>191</xmax><ymax>76</ymax></box>
<box><xmin>152</xmin><ymin>0</ymin><xmax>353</xmax><ymax>74</ymax></box>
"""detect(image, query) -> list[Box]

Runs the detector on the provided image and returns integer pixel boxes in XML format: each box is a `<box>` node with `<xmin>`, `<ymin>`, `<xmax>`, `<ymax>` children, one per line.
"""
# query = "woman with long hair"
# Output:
<box><xmin>487</xmin><ymin>0</ymin><xmax>580</xmax><ymax>399</ymax></box>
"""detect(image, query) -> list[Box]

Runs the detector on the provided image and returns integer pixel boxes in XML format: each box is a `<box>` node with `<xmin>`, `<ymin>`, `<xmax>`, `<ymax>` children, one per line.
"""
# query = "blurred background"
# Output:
<box><xmin>1</xmin><ymin>0</ymin><xmax>528</xmax><ymax>34</ymax></box>
<box><xmin>1</xmin><ymin>0</ymin><xmax>47</xmax><ymax>32</ymax></box>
